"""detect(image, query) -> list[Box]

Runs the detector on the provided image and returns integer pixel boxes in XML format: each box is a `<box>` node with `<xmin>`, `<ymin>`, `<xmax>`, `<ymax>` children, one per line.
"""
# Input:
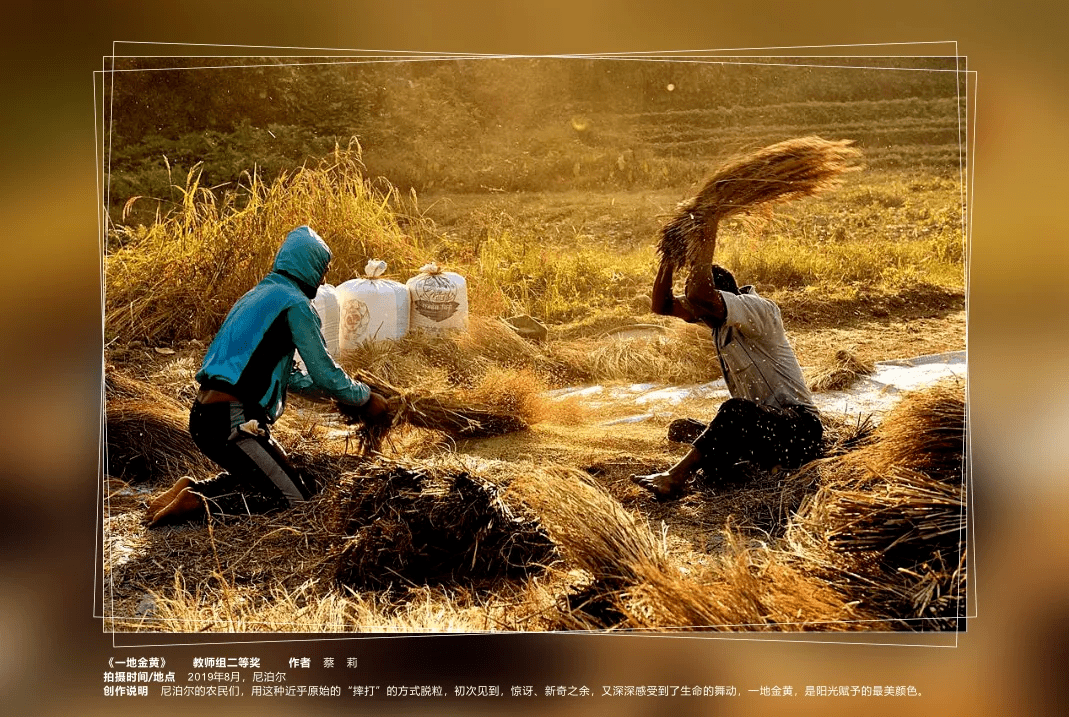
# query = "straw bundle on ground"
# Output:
<box><xmin>786</xmin><ymin>381</ymin><xmax>967</xmax><ymax>627</ymax></box>
<box><xmin>546</xmin><ymin>324</ymin><xmax>720</xmax><ymax>386</ymax></box>
<box><xmin>105</xmin><ymin>366</ymin><xmax>175</xmax><ymax>403</ymax></box>
<box><xmin>338</xmin><ymin>316</ymin><xmax>557</xmax><ymax>391</ymax></box>
<box><xmin>867</xmin><ymin>380</ymin><xmax>966</xmax><ymax>482</ymax></box>
<box><xmin>807</xmin><ymin>349</ymin><xmax>876</xmax><ymax>393</ymax></box>
<box><xmin>515</xmin><ymin>467</ymin><xmax>669</xmax><ymax>586</ymax></box>
<box><xmin>660</xmin><ymin>136</ymin><xmax>862</xmax><ymax>269</ymax></box>
<box><xmin>794</xmin><ymin>463</ymin><xmax>966</xmax><ymax>625</ymax></box>
<box><xmin>104</xmin><ymin>369</ymin><xmax>213</xmax><ymax>483</ymax></box>
<box><xmin>329</xmin><ymin>460</ymin><xmax>557</xmax><ymax>591</ymax></box>
<box><xmin>515</xmin><ymin>467</ymin><xmax>865</xmax><ymax>631</ymax></box>
<box><xmin>623</xmin><ymin>531</ymin><xmax>867</xmax><ymax>631</ymax></box>
<box><xmin>337</xmin><ymin>371</ymin><xmax>530</xmax><ymax>454</ymax></box>
<box><xmin>458</xmin><ymin>367</ymin><xmax>547</xmax><ymax>426</ymax></box>
<box><xmin>512</xmin><ymin>467</ymin><xmax>671</xmax><ymax>628</ymax></box>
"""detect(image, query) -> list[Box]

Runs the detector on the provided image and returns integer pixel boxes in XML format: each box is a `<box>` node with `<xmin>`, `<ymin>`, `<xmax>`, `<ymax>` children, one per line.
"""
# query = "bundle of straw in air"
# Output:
<box><xmin>659</xmin><ymin>136</ymin><xmax>862</xmax><ymax>269</ymax></box>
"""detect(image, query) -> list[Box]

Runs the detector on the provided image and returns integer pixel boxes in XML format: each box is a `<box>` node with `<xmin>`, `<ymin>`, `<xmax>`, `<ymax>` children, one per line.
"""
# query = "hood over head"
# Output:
<box><xmin>272</xmin><ymin>226</ymin><xmax>332</xmax><ymax>298</ymax></box>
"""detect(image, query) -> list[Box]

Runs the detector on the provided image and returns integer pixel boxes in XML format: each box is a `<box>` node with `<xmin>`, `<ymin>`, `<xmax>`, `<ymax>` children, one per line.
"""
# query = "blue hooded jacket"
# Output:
<box><xmin>196</xmin><ymin>226</ymin><xmax>370</xmax><ymax>422</ymax></box>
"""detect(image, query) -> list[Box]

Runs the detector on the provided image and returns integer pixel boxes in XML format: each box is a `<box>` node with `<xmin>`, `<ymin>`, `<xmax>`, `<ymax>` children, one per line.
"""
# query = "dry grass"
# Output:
<box><xmin>867</xmin><ymin>379</ymin><xmax>966</xmax><ymax>481</ymax></box>
<box><xmin>106</xmin><ymin>146</ymin><xmax>424</xmax><ymax>345</ymax></box>
<box><xmin>807</xmin><ymin>348</ymin><xmax>876</xmax><ymax>393</ymax></box>
<box><xmin>784</xmin><ymin>381</ymin><xmax>967</xmax><ymax>626</ymax></box>
<box><xmin>624</xmin><ymin>532</ymin><xmax>868</xmax><ymax>631</ymax></box>
<box><xmin>457</xmin><ymin>366</ymin><xmax>548</xmax><ymax>425</ymax></box>
<box><xmin>106</xmin><ymin>380</ymin><xmax>966</xmax><ymax>632</ymax></box>
<box><xmin>104</xmin><ymin>367</ymin><xmax>214</xmax><ymax>483</ymax></box>
<box><xmin>509</xmin><ymin>466</ymin><xmax>676</xmax><ymax>630</ymax></box>
<box><xmin>328</xmin><ymin>460</ymin><xmax>557</xmax><ymax>591</ymax></box>
<box><xmin>334</xmin><ymin>313</ymin><xmax>721</xmax><ymax>392</ymax></box>
<box><xmin>129</xmin><ymin>575</ymin><xmax>515</xmax><ymax>633</ymax></box>
<box><xmin>338</xmin><ymin>371</ymin><xmax>532</xmax><ymax>454</ymax></box>
<box><xmin>659</xmin><ymin>136</ymin><xmax>863</xmax><ymax>269</ymax></box>
<box><xmin>509</xmin><ymin>465</ymin><xmax>875</xmax><ymax>631</ymax></box>
<box><xmin>107</xmin><ymin>451</ymin><xmax>562</xmax><ymax>631</ymax></box>
<box><xmin>805</xmin><ymin>467</ymin><xmax>964</xmax><ymax>554</ymax></box>
<box><xmin>545</xmin><ymin>323</ymin><xmax>720</xmax><ymax>386</ymax></box>
<box><xmin>540</xmin><ymin>394</ymin><xmax>593</xmax><ymax>426</ymax></box>
<box><xmin>513</xmin><ymin>467</ymin><xmax>670</xmax><ymax>587</ymax></box>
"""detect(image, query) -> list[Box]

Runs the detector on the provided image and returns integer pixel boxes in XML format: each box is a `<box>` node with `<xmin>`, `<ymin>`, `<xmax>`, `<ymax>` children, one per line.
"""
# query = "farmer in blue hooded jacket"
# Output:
<box><xmin>147</xmin><ymin>225</ymin><xmax>388</xmax><ymax>526</ymax></box>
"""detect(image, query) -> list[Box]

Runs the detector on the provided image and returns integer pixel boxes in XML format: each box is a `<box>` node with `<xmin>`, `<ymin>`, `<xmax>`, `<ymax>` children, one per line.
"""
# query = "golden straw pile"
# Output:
<box><xmin>328</xmin><ymin>460</ymin><xmax>557</xmax><ymax>591</ymax></box>
<box><xmin>807</xmin><ymin>349</ymin><xmax>876</xmax><ymax>393</ymax></box>
<box><xmin>510</xmin><ymin>381</ymin><xmax>965</xmax><ymax>631</ymax></box>
<box><xmin>104</xmin><ymin>367</ymin><xmax>214</xmax><ymax>482</ymax></box>
<box><xmin>786</xmin><ymin>380</ymin><xmax>967</xmax><ymax>626</ymax></box>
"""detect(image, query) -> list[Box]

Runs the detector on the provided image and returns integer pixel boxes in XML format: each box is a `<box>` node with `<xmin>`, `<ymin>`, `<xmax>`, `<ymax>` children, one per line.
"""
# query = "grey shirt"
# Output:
<box><xmin>714</xmin><ymin>287</ymin><xmax>816</xmax><ymax>411</ymax></box>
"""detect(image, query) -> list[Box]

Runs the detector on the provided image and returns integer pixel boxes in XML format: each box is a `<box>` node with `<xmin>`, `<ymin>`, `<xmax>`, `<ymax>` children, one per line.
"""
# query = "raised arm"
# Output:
<box><xmin>651</xmin><ymin>257</ymin><xmax>700</xmax><ymax>322</ymax></box>
<box><xmin>683</xmin><ymin>262</ymin><xmax>727</xmax><ymax>326</ymax></box>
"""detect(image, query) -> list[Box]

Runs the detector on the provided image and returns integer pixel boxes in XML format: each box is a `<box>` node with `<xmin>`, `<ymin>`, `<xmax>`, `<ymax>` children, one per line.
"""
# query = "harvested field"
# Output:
<box><xmin>103</xmin><ymin>247</ymin><xmax>966</xmax><ymax>631</ymax></box>
<box><xmin>103</xmin><ymin>62</ymin><xmax>967</xmax><ymax>633</ymax></box>
<box><xmin>103</xmin><ymin>339</ymin><xmax>966</xmax><ymax>632</ymax></box>
<box><xmin>104</xmin><ymin>450</ymin><xmax>560</xmax><ymax>631</ymax></box>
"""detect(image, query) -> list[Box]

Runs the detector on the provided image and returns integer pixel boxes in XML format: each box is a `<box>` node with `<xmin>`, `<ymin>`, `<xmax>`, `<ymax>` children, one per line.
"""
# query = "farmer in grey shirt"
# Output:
<box><xmin>632</xmin><ymin>258</ymin><xmax>823</xmax><ymax>499</ymax></box>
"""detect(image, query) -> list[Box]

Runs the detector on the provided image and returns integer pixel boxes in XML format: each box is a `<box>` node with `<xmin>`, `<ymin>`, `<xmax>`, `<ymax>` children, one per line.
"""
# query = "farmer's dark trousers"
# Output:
<box><xmin>692</xmin><ymin>398</ymin><xmax>823</xmax><ymax>482</ymax></box>
<box><xmin>187</xmin><ymin>400</ymin><xmax>316</xmax><ymax>517</ymax></box>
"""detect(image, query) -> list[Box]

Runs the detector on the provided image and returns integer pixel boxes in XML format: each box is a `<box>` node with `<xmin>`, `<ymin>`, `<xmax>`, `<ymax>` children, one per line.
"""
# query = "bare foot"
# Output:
<box><xmin>630</xmin><ymin>471</ymin><xmax>686</xmax><ymax>501</ymax></box>
<box><xmin>147</xmin><ymin>476</ymin><xmax>194</xmax><ymax>514</ymax></box>
<box><xmin>147</xmin><ymin>488</ymin><xmax>204</xmax><ymax>528</ymax></box>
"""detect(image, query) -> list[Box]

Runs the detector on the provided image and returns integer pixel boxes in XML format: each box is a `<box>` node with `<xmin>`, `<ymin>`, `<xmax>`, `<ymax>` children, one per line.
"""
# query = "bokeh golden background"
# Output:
<box><xmin>1</xmin><ymin>1</ymin><xmax>1066</xmax><ymax>715</ymax></box>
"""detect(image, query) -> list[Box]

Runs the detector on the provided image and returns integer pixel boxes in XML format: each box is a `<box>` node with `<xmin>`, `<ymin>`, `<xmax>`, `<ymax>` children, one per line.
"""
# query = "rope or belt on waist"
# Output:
<box><xmin>196</xmin><ymin>389</ymin><xmax>240</xmax><ymax>405</ymax></box>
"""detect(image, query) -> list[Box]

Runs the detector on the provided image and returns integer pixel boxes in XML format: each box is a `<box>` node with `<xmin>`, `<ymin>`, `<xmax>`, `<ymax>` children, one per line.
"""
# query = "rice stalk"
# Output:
<box><xmin>868</xmin><ymin>379</ymin><xmax>966</xmax><ymax>482</ymax></box>
<box><xmin>659</xmin><ymin>136</ymin><xmax>862</xmax><ymax>270</ymax></box>
<box><xmin>106</xmin><ymin>145</ymin><xmax>424</xmax><ymax>345</ymax></box>
<box><xmin>338</xmin><ymin>371</ymin><xmax>531</xmax><ymax>455</ymax></box>
<box><xmin>104</xmin><ymin>368</ymin><xmax>213</xmax><ymax>483</ymax></box>
<box><xmin>512</xmin><ymin>467</ymin><xmax>669</xmax><ymax>587</ymax></box>
<box><xmin>807</xmin><ymin>349</ymin><xmax>876</xmax><ymax>393</ymax></box>
<box><xmin>780</xmin><ymin>382</ymin><xmax>967</xmax><ymax>626</ymax></box>
<box><xmin>328</xmin><ymin>460</ymin><xmax>556</xmax><ymax>591</ymax></box>
<box><xmin>624</xmin><ymin>530</ymin><xmax>866</xmax><ymax>631</ymax></box>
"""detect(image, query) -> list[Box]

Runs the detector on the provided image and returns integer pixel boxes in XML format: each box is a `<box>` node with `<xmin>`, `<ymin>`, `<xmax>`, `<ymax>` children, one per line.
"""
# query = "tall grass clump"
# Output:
<box><xmin>106</xmin><ymin>145</ymin><xmax>425</xmax><ymax>345</ymax></box>
<box><xmin>466</xmin><ymin>228</ymin><xmax>655</xmax><ymax>323</ymax></box>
